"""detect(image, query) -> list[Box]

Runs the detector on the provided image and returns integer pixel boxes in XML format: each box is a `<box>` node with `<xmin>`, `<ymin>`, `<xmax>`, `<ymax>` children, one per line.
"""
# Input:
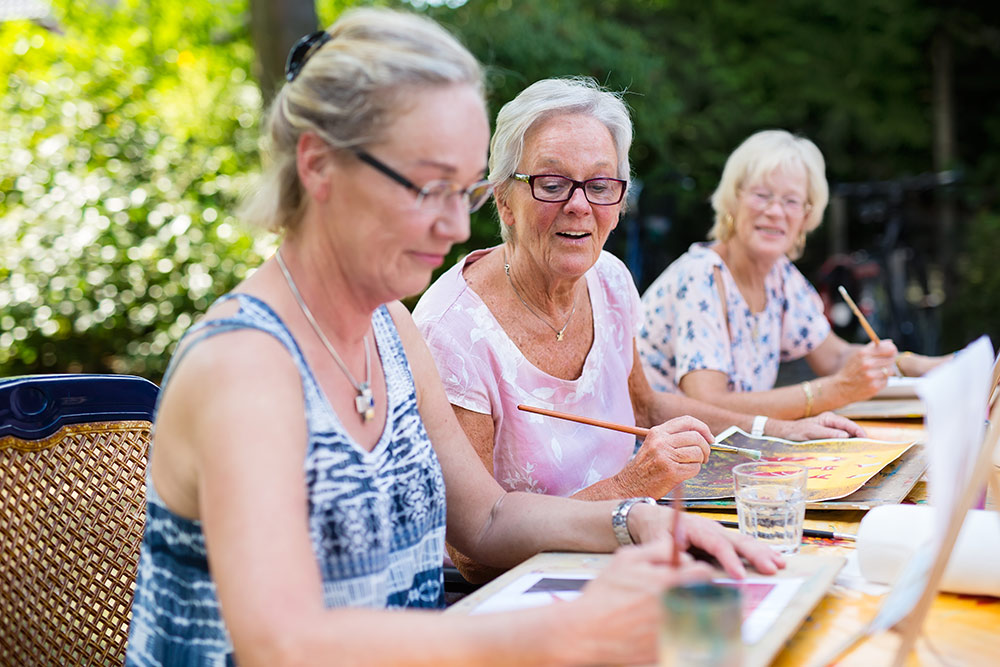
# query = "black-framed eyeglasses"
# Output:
<box><xmin>512</xmin><ymin>173</ymin><xmax>627</xmax><ymax>206</ymax></box>
<box><xmin>285</xmin><ymin>30</ymin><xmax>331</xmax><ymax>82</ymax></box>
<box><xmin>355</xmin><ymin>150</ymin><xmax>494</xmax><ymax>213</ymax></box>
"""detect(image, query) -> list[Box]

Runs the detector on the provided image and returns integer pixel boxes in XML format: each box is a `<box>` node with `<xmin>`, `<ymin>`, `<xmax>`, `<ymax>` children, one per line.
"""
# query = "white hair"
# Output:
<box><xmin>488</xmin><ymin>77</ymin><xmax>633</xmax><ymax>243</ymax></box>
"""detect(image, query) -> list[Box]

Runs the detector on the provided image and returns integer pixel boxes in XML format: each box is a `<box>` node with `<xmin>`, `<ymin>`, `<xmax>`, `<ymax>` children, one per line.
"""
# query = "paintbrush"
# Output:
<box><xmin>516</xmin><ymin>404</ymin><xmax>763</xmax><ymax>459</ymax></box>
<box><xmin>671</xmin><ymin>483</ymin><xmax>685</xmax><ymax>566</ymax></box>
<box><xmin>716</xmin><ymin>519</ymin><xmax>856</xmax><ymax>542</ymax></box>
<box><xmin>838</xmin><ymin>285</ymin><xmax>902</xmax><ymax>377</ymax></box>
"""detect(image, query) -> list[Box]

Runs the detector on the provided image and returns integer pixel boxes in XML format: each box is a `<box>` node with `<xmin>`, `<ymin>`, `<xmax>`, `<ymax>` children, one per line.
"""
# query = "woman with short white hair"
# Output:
<box><xmin>414</xmin><ymin>82</ymin><xmax>862</xmax><ymax>582</ymax></box>
<box><xmin>639</xmin><ymin>129</ymin><xmax>947</xmax><ymax>419</ymax></box>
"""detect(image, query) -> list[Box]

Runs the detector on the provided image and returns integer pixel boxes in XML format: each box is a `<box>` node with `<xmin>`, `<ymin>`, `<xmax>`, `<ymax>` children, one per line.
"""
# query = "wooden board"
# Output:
<box><xmin>447</xmin><ymin>551</ymin><xmax>844</xmax><ymax>667</ymax></box>
<box><xmin>835</xmin><ymin>398</ymin><xmax>924</xmax><ymax>419</ymax></box>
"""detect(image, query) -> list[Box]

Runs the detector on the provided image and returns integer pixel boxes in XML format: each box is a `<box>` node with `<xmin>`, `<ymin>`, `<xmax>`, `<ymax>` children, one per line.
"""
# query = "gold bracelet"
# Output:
<box><xmin>802</xmin><ymin>380</ymin><xmax>814</xmax><ymax>418</ymax></box>
<box><xmin>895</xmin><ymin>351</ymin><xmax>913</xmax><ymax>376</ymax></box>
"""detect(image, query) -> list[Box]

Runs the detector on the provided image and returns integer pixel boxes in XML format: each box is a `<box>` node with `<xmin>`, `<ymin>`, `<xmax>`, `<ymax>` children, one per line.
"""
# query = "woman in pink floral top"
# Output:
<box><xmin>414</xmin><ymin>82</ymin><xmax>863</xmax><ymax>581</ymax></box>
<box><xmin>639</xmin><ymin>130</ymin><xmax>947</xmax><ymax>419</ymax></box>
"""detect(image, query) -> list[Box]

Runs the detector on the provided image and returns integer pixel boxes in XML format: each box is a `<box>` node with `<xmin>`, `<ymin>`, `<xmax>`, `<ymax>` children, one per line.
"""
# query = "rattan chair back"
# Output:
<box><xmin>0</xmin><ymin>374</ymin><xmax>158</xmax><ymax>666</ymax></box>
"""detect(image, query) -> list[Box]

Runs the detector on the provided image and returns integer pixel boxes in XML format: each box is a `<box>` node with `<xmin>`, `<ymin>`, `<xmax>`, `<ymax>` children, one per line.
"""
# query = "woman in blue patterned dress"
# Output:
<box><xmin>639</xmin><ymin>130</ymin><xmax>947</xmax><ymax>419</ymax></box>
<box><xmin>125</xmin><ymin>9</ymin><xmax>784</xmax><ymax>666</ymax></box>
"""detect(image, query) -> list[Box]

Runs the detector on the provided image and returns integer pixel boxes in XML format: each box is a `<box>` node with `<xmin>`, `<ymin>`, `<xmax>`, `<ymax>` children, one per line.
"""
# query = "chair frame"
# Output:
<box><xmin>0</xmin><ymin>374</ymin><xmax>157</xmax><ymax>666</ymax></box>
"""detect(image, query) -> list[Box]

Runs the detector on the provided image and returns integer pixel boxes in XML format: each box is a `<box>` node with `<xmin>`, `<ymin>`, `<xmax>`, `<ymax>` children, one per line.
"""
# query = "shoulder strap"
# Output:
<box><xmin>713</xmin><ymin>264</ymin><xmax>731</xmax><ymax>345</ymax></box>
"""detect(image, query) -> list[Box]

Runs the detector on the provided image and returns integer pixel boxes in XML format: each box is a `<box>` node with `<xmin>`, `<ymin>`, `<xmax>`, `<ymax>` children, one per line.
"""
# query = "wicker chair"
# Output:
<box><xmin>0</xmin><ymin>374</ymin><xmax>158</xmax><ymax>666</ymax></box>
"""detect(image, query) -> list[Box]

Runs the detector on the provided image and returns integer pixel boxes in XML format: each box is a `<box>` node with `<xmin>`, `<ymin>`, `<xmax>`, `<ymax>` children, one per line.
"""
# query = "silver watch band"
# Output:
<box><xmin>612</xmin><ymin>497</ymin><xmax>656</xmax><ymax>546</ymax></box>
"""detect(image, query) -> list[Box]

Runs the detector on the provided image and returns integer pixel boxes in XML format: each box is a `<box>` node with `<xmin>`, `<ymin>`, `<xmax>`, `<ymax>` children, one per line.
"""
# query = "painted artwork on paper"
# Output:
<box><xmin>684</xmin><ymin>427</ymin><xmax>918</xmax><ymax>502</ymax></box>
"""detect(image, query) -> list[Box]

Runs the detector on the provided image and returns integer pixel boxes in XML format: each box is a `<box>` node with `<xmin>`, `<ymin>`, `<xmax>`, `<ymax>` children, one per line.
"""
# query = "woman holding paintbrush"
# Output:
<box><xmin>413</xmin><ymin>79</ymin><xmax>860</xmax><ymax>581</ymax></box>
<box><xmin>638</xmin><ymin>130</ymin><xmax>949</xmax><ymax>420</ymax></box>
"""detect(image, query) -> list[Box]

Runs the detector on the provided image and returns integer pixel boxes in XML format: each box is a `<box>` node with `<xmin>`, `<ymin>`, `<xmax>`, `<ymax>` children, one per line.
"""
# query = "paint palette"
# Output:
<box><xmin>681</xmin><ymin>427</ymin><xmax>923</xmax><ymax>509</ymax></box>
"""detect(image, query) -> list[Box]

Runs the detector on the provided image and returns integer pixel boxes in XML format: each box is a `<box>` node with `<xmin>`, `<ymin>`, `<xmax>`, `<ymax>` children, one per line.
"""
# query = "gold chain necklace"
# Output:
<box><xmin>503</xmin><ymin>249</ymin><xmax>577</xmax><ymax>342</ymax></box>
<box><xmin>275</xmin><ymin>249</ymin><xmax>375</xmax><ymax>423</ymax></box>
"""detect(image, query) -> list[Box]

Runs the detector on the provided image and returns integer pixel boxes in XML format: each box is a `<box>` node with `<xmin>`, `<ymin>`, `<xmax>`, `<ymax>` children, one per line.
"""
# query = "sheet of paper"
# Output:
<box><xmin>471</xmin><ymin>570</ymin><xmax>804</xmax><ymax>644</ymax></box>
<box><xmin>916</xmin><ymin>335</ymin><xmax>993</xmax><ymax>541</ymax></box>
<box><xmin>470</xmin><ymin>572</ymin><xmax>591</xmax><ymax>615</ymax></box>
<box><xmin>686</xmin><ymin>427</ymin><xmax>916</xmax><ymax>502</ymax></box>
<box><xmin>873</xmin><ymin>376</ymin><xmax>923</xmax><ymax>399</ymax></box>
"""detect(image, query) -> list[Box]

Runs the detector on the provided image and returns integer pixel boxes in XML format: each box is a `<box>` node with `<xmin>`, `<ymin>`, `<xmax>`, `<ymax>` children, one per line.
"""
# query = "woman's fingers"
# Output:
<box><xmin>656</xmin><ymin>416</ymin><xmax>715</xmax><ymax>444</ymax></box>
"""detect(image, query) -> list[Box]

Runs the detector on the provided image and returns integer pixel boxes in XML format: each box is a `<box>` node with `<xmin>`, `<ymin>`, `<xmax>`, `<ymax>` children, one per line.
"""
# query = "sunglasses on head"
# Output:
<box><xmin>285</xmin><ymin>30</ymin><xmax>332</xmax><ymax>83</ymax></box>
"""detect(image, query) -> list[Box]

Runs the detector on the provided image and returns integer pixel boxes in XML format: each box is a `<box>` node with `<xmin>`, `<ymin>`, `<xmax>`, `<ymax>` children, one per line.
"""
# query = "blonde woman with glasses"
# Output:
<box><xmin>639</xmin><ymin>130</ymin><xmax>946</xmax><ymax>420</ymax></box>
<box><xmin>124</xmin><ymin>11</ymin><xmax>790</xmax><ymax>666</ymax></box>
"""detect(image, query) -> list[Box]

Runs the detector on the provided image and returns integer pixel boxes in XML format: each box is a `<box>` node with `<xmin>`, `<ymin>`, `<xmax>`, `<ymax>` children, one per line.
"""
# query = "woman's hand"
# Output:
<box><xmin>831</xmin><ymin>340</ymin><xmax>898</xmax><ymax>402</ymax></box>
<box><xmin>614</xmin><ymin>416</ymin><xmax>713</xmax><ymax>498</ymax></box>
<box><xmin>767</xmin><ymin>412</ymin><xmax>867</xmax><ymax>440</ymax></box>
<box><xmin>627</xmin><ymin>504</ymin><xmax>785</xmax><ymax>578</ymax></box>
<box><xmin>559</xmin><ymin>541</ymin><xmax>714</xmax><ymax>665</ymax></box>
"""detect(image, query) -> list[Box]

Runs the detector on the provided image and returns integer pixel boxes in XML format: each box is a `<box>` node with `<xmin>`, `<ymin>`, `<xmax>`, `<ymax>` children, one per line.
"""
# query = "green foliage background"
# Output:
<box><xmin>2</xmin><ymin>0</ymin><xmax>998</xmax><ymax>383</ymax></box>
<box><xmin>1</xmin><ymin>0</ymin><xmax>276</xmax><ymax>380</ymax></box>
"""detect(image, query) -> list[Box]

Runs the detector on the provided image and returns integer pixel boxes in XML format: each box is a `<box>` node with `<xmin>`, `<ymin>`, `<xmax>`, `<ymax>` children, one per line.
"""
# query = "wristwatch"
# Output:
<box><xmin>612</xmin><ymin>497</ymin><xmax>656</xmax><ymax>546</ymax></box>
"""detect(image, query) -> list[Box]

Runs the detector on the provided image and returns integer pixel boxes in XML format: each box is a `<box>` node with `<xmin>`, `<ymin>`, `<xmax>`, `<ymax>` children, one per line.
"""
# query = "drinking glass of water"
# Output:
<box><xmin>733</xmin><ymin>461</ymin><xmax>807</xmax><ymax>554</ymax></box>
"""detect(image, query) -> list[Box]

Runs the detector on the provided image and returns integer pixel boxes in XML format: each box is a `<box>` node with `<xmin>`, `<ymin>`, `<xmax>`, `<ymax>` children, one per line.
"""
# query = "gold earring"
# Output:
<box><xmin>724</xmin><ymin>212</ymin><xmax>734</xmax><ymax>230</ymax></box>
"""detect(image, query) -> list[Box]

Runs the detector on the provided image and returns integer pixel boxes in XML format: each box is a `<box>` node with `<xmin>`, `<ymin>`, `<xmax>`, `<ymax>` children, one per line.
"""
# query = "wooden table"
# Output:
<box><xmin>450</xmin><ymin>420</ymin><xmax>1000</xmax><ymax>665</ymax></box>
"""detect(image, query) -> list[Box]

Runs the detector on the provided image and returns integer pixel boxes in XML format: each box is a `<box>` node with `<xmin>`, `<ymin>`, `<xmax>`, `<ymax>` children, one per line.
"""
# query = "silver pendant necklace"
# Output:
<box><xmin>503</xmin><ymin>249</ymin><xmax>577</xmax><ymax>342</ymax></box>
<box><xmin>275</xmin><ymin>249</ymin><xmax>375</xmax><ymax>423</ymax></box>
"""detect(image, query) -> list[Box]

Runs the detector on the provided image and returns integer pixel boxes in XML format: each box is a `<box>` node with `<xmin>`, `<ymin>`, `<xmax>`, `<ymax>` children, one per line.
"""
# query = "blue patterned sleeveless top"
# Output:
<box><xmin>126</xmin><ymin>294</ymin><xmax>447</xmax><ymax>666</ymax></box>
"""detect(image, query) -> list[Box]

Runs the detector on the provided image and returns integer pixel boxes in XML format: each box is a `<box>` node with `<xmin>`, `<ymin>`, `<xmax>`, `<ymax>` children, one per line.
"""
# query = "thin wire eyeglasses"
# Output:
<box><xmin>743</xmin><ymin>188</ymin><xmax>811</xmax><ymax>216</ymax></box>
<box><xmin>355</xmin><ymin>150</ymin><xmax>494</xmax><ymax>213</ymax></box>
<box><xmin>512</xmin><ymin>173</ymin><xmax>627</xmax><ymax>206</ymax></box>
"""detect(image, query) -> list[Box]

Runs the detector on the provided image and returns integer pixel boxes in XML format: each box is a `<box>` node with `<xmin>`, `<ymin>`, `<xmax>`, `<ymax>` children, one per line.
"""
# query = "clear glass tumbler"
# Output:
<box><xmin>733</xmin><ymin>461</ymin><xmax>807</xmax><ymax>555</ymax></box>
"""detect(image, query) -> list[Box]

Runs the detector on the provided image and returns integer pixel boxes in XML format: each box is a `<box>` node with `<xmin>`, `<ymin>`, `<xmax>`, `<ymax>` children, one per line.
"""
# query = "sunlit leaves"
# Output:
<box><xmin>0</xmin><ymin>0</ymin><xmax>276</xmax><ymax>380</ymax></box>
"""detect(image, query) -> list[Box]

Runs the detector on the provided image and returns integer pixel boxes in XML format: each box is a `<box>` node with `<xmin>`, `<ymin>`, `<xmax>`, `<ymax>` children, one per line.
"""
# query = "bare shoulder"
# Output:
<box><xmin>151</xmin><ymin>316</ymin><xmax>307</xmax><ymax>519</ymax></box>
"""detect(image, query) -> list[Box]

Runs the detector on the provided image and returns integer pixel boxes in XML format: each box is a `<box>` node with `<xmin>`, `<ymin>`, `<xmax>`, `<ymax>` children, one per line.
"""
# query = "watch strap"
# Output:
<box><xmin>612</xmin><ymin>497</ymin><xmax>656</xmax><ymax>545</ymax></box>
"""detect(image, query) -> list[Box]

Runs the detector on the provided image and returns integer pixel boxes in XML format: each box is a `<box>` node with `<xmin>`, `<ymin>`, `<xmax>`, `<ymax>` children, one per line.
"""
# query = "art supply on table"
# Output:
<box><xmin>683</xmin><ymin>426</ymin><xmax>919</xmax><ymax>507</ymax></box>
<box><xmin>516</xmin><ymin>404</ymin><xmax>763</xmax><ymax>459</ymax></box>
<box><xmin>660</xmin><ymin>582</ymin><xmax>742</xmax><ymax>667</ymax></box>
<box><xmin>733</xmin><ymin>461</ymin><xmax>807</xmax><ymax>555</ymax></box>
<box><xmin>716</xmin><ymin>520</ymin><xmax>856</xmax><ymax>542</ymax></box>
<box><xmin>856</xmin><ymin>505</ymin><xmax>1000</xmax><ymax>597</ymax></box>
<box><xmin>811</xmin><ymin>335</ymin><xmax>998</xmax><ymax>667</ymax></box>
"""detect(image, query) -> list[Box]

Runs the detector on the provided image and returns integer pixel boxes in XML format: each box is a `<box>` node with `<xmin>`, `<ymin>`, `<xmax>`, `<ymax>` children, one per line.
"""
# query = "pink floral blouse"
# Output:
<box><xmin>413</xmin><ymin>247</ymin><xmax>641</xmax><ymax>497</ymax></box>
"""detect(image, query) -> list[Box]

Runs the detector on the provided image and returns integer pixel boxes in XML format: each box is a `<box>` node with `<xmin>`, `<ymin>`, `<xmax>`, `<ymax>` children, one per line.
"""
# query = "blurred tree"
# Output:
<box><xmin>250</xmin><ymin>0</ymin><xmax>318</xmax><ymax>104</ymax></box>
<box><xmin>0</xmin><ymin>0</ymin><xmax>275</xmax><ymax>381</ymax></box>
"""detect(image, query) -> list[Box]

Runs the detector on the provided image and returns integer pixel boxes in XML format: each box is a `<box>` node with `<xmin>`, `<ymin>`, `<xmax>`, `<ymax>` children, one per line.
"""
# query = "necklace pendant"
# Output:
<box><xmin>556</xmin><ymin>331</ymin><xmax>564</xmax><ymax>342</ymax></box>
<box><xmin>355</xmin><ymin>384</ymin><xmax>375</xmax><ymax>423</ymax></box>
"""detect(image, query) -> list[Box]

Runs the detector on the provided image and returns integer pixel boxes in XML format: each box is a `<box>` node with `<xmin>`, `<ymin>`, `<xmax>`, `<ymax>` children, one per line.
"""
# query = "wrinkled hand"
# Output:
<box><xmin>562</xmin><ymin>541</ymin><xmax>714</xmax><ymax>665</ymax></box>
<box><xmin>834</xmin><ymin>340</ymin><xmax>899</xmax><ymax>401</ymax></box>
<box><xmin>628</xmin><ymin>504</ymin><xmax>785</xmax><ymax>578</ymax></box>
<box><xmin>769</xmin><ymin>412</ymin><xmax>867</xmax><ymax>441</ymax></box>
<box><xmin>616</xmin><ymin>416</ymin><xmax>713</xmax><ymax>498</ymax></box>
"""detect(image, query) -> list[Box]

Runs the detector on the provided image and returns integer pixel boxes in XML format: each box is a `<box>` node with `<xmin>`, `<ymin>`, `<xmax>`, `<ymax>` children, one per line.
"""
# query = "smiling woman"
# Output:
<box><xmin>637</xmin><ymin>130</ymin><xmax>950</xmax><ymax>421</ymax></box>
<box><xmin>123</xmin><ymin>11</ymin><xmax>786</xmax><ymax>667</ymax></box>
<box><xmin>412</xmin><ymin>83</ymin><xmax>861</xmax><ymax>585</ymax></box>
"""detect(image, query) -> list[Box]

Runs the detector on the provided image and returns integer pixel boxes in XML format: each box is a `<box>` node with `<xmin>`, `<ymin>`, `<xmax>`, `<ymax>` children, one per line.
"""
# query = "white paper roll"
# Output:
<box><xmin>856</xmin><ymin>504</ymin><xmax>1000</xmax><ymax>597</ymax></box>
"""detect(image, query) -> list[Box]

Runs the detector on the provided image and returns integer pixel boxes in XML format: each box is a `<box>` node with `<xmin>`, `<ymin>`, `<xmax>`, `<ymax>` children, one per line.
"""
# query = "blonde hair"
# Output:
<box><xmin>709</xmin><ymin>129</ymin><xmax>828</xmax><ymax>260</ymax></box>
<box><xmin>488</xmin><ymin>77</ymin><xmax>633</xmax><ymax>244</ymax></box>
<box><xmin>241</xmin><ymin>8</ymin><xmax>484</xmax><ymax>232</ymax></box>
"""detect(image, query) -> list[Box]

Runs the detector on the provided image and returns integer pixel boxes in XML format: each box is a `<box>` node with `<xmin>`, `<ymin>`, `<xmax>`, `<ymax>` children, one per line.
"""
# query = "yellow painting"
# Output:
<box><xmin>684</xmin><ymin>427</ymin><xmax>919</xmax><ymax>502</ymax></box>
